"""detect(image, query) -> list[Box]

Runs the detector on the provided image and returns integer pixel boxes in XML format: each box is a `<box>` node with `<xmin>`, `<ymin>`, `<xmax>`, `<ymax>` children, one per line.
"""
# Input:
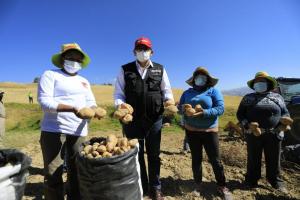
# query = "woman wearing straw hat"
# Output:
<box><xmin>38</xmin><ymin>43</ymin><xmax>105</xmax><ymax>200</ymax></box>
<box><xmin>237</xmin><ymin>72</ymin><xmax>291</xmax><ymax>193</ymax></box>
<box><xmin>178</xmin><ymin>67</ymin><xmax>232</xmax><ymax>199</ymax></box>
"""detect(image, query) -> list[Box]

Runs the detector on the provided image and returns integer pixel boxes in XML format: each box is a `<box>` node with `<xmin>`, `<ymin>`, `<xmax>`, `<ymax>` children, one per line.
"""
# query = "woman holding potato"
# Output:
<box><xmin>178</xmin><ymin>67</ymin><xmax>232</xmax><ymax>198</ymax></box>
<box><xmin>237</xmin><ymin>72</ymin><xmax>291</xmax><ymax>193</ymax></box>
<box><xmin>38</xmin><ymin>43</ymin><xmax>106</xmax><ymax>200</ymax></box>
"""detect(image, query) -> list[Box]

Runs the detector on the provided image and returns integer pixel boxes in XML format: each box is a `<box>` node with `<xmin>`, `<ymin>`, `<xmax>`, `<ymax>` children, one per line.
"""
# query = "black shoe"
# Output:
<box><xmin>149</xmin><ymin>189</ymin><xmax>164</xmax><ymax>200</ymax></box>
<box><xmin>244</xmin><ymin>181</ymin><xmax>258</xmax><ymax>189</ymax></box>
<box><xmin>276</xmin><ymin>185</ymin><xmax>288</xmax><ymax>194</ymax></box>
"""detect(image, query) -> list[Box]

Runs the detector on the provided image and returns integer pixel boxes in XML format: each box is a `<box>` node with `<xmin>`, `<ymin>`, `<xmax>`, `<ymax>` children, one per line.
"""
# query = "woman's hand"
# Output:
<box><xmin>75</xmin><ymin>107</ymin><xmax>95</xmax><ymax>119</ymax></box>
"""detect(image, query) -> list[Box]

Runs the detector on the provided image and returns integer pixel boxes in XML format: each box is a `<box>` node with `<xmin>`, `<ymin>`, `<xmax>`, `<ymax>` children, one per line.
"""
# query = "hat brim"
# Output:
<box><xmin>247</xmin><ymin>76</ymin><xmax>277</xmax><ymax>90</ymax></box>
<box><xmin>186</xmin><ymin>75</ymin><xmax>219</xmax><ymax>87</ymax></box>
<box><xmin>51</xmin><ymin>49</ymin><xmax>91</xmax><ymax>68</ymax></box>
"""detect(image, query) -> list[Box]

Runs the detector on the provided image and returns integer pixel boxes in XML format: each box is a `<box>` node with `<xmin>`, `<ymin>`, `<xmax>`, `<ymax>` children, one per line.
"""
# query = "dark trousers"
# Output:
<box><xmin>245</xmin><ymin>133</ymin><xmax>284</xmax><ymax>188</ymax></box>
<box><xmin>186</xmin><ymin>130</ymin><xmax>226</xmax><ymax>186</ymax></box>
<box><xmin>40</xmin><ymin>131</ymin><xmax>85</xmax><ymax>200</ymax></box>
<box><xmin>123</xmin><ymin>118</ymin><xmax>163</xmax><ymax>193</ymax></box>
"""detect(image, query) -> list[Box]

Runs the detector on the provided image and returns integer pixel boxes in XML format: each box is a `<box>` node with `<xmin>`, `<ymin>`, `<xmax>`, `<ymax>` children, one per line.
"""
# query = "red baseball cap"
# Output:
<box><xmin>135</xmin><ymin>37</ymin><xmax>152</xmax><ymax>49</ymax></box>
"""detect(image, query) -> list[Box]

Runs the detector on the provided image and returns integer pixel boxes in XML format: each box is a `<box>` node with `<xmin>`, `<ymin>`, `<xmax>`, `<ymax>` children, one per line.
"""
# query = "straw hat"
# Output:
<box><xmin>186</xmin><ymin>67</ymin><xmax>218</xmax><ymax>87</ymax></box>
<box><xmin>247</xmin><ymin>71</ymin><xmax>277</xmax><ymax>90</ymax></box>
<box><xmin>51</xmin><ymin>43</ymin><xmax>90</xmax><ymax>68</ymax></box>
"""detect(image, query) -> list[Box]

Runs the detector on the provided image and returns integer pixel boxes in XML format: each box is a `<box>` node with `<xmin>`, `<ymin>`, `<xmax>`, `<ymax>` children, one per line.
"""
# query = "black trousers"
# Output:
<box><xmin>40</xmin><ymin>131</ymin><xmax>85</xmax><ymax>200</ymax></box>
<box><xmin>245</xmin><ymin>133</ymin><xmax>284</xmax><ymax>188</ymax></box>
<box><xmin>123</xmin><ymin>117</ymin><xmax>163</xmax><ymax>193</ymax></box>
<box><xmin>186</xmin><ymin>130</ymin><xmax>226</xmax><ymax>186</ymax></box>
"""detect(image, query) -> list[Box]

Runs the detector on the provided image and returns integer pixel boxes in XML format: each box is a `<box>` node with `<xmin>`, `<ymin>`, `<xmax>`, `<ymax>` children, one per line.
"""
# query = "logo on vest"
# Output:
<box><xmin>150</xmin><ymin>69</ymin><xmax>162</xmax><ymax>75</ymax></box>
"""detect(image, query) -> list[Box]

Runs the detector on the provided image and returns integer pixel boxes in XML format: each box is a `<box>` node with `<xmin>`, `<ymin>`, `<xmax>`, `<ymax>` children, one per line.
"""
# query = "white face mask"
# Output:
<box><xmin>194</xmin><ymin>75</ymin><xmax>207</xmax><ymax>86</ymax></box>
<box><xmin>253</xmin><ymin>82</ymin><xmax>268</xmax><ymax>93</ymax></box>
<box><xmin>63</xmin><ymin>60</ymin><xmax>82</xmax><ymax>74</ymax></box>
<box><xmin>136</xmin><ymin>50</ymin><xmax>151</xmax><ymax>62</ymax></box>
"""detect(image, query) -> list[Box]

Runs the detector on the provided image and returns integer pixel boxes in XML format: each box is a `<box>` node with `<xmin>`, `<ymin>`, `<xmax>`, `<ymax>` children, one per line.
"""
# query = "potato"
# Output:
<box><xmin>120</xmin><ymin>103</ymin><xmax>134</xmax><ymax>114</ymax></box>
<box><xmin>118</xmin><ymin>138</ymin><xmax>128</xmax><ymax>148</ymax></box>
<box><xmin>121</xmin><ymin>114</ymin><xmax>133</xmax><ymax>124</ymax></box>
<box><xmin>121</xmin><ymin>146</ymin><xmax>129</xmax><ymax>152</ymax></box>
<box><xmin>249</xmin><ymin>122</ymin><xmax>259</xmax><ymax>129</ymax></box>
<box><xmin>195</xmin><ymin>104</ymin><xmax>203</xmax><ymax>112</ymax></box>
<box><xmin>113</xmin><ymin>109</ymin><xmax>129</xmax><ymax>119</ymax></box>
<box><xmin>92</xmin><ymin>151</ymin><xmax>100</xmax><ymax>157</ymax></box>
<box><xmin>183</xmin><ymin>104</ymin><xmax>192</xmax><ymax>111</ymax></box>
<box><xmin>97</xmin><ymin>145</ymin><xmax>107</xmax><ymax>153</ymax></box>
<box><xmin>92</xmin><ymin>145</ymin><xmax>99</xmax><ymax>151</ymax></box>
<box><xmin>128</xmin><ymin>139</ymin><xmax>138</xmax><ymax>148</ymax></box>
<box><xmin>93</xmin><ymin>142</ymin><xmax>100</xmax><ymax>146</ymax></box>
<box><xmin>113</xmin><ymin>146</ymin><xmax>120</xmax><ymax>152</ymax></box>
<box><xmin>163</xmin><ymin>100</ymin><xmax>175</xmax><ymax>107</ymax></box>
<box><xmin>86</xmin><ymin>153</ymin><xmax>94</xmax><ymax>159</ymax></box>
<box><xmin>106</xmin><ymin>134</ymin><xmax>118</xmax><ymax>152</ymax></box>
<box><xmin>164</xmin><ymin>105</ymin><xmax>178</xmax><ymax>116</ymax></box>
<box><xmin>95</xmin><ymin>154</ymin><xmax>102</xmax><ymax>159</ymax></box>
<box><xmin>80</xmin><ymin>151</ymin><xmax>86</xmax><ymax>156</ymax></box>
<box><xmin>103</xmin><ymin>152</ymin><xmax>112</xmax><ymax>158</ymax></box>
<box><xmin>278</xmin><ymin>124</ymin><xmax>291</xmax><ymax>132</ymax></box>
<box><xmin>115</xmin><ymin>148</ymin><xmax>125</xmax><ymax>155</ymax></box>
<box><xmin>185</xmin><ymin>108</ymin><xmax>196</xmax><ymax>116</ymax></box>
<box><xmin>94</xmin><ymin>107</ymin><xmax>107</xmax><ymax>119</ymax></box>
<box><xmin>252</xmin><ymin>128</ymin><xmax>262</xmax><ymax>136</ymax></box>
<box><xmin>83</xmin><ymin>145</ymin><xmax>92</xmax><ymax>154</ymax></box>
<box><xmin>280</xmin><ymin>117</ymin><xmax>293</xmax><ymax>126</ymax></box>
<box><xmin>76</xmin><ymin>107</ymin><xmax>95</xmax><ymax>119</ymax></box>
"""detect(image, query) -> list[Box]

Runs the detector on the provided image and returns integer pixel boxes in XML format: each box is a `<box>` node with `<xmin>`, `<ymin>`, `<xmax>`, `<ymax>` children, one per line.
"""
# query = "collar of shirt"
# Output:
<box><xmin>135</xmin><ymin>60</ymin><xmax>153</xmax><ymax>79</ymax></box>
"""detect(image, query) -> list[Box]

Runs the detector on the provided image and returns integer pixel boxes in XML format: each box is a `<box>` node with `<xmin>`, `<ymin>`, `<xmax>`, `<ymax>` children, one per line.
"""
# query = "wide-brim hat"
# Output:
<box><xmin>51</xmin><ymin>43</ymin><xmax>91</xmax><ymax>68</ymax></box>
<box><xmin>247</xmin><ymin>71</ymin><xmax>277</xmax><ymax>90</ymax></box>
<box><xmin>186</xmin><ymin>67</ymin><xmax>219</xmax><ymax>87</ymax></box>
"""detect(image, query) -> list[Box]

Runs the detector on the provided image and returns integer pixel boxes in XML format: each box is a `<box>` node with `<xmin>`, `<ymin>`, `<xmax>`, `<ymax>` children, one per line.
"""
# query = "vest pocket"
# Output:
<box><xmin>147</xmin><ymin>75</ymin><xmax>161</xmax><ymax>91</ymax></box>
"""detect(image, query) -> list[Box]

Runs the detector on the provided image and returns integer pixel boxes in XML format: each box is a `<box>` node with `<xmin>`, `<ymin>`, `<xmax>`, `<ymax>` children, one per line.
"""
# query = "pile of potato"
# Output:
<box><xmin>163</xmin><ymin>100</ymin><xmax>178</xmax><ymax>116</ymax></box>
<box><xmin>183</xmin><ymin>104</ymin><xmax>203</xmax><ymax>117</ymax></box>
<box><xmin>76</xmin><ymin>107</ymin><xmax>107</xmax><ymax>119</ymax></box>
<box><xmin>113</xmin><ymin>103</ymin><xmax>134</xmax><ymax>124</ymax></box>
<box><xmin>80</xmin><ymin>134</ymin><xmax>138</xmax><ymax>159</ymax></box>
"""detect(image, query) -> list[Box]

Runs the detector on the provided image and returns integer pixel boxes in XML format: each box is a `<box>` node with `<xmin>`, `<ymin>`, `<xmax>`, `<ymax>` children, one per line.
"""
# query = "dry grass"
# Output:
<box><xmin>0</xmin><ymin>82</ymin><xmax>185</xmax><ymax>105</ymax></box>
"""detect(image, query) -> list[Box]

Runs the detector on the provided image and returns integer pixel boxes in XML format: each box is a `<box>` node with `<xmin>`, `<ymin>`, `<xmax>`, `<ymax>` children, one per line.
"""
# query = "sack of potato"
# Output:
<box><xmin>113</xmin><ymin>103</ymin><xmax>134</xmax><ymax>124</ymax></box>
<box><xmin>79</xmin><ymin>134</ymin><xmax>139</xmax><ymax>159</ymax></box>
<box><xmin>0</xmin><ymin>149</ymin><xmax>31</xmax><ymax>200</ymax></box>
<box><xmin>76</xmin><ymin>134</ymin><xmax>142</xmax><ymax>200</ymax></box>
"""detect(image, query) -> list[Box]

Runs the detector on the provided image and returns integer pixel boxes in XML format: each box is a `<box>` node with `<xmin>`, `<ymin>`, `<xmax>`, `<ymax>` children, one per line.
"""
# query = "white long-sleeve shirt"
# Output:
<box><xmin>38</xmin><ymin>69</ymin><xmax>97</xmax><ymax>136</ymax></box>
<box><xmin>114</xmin><ymin>60</ymin><xmax>174</xmax><ymax>106</ymax></box>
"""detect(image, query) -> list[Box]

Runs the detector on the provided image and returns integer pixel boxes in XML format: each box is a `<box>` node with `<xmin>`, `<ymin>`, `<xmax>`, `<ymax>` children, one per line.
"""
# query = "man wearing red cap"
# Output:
<box><xmin>114</xmin><ymin>37</ymin><xmax>174</xmax><ymax>200</ymax></box>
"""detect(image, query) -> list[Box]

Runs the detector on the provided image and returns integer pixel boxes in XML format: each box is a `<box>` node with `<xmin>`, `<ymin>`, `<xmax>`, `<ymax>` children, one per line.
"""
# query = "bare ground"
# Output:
<box><xmin>21</xmin><ymin>131</ymin><xmax>300</xmax><ymax>200</ymax></box>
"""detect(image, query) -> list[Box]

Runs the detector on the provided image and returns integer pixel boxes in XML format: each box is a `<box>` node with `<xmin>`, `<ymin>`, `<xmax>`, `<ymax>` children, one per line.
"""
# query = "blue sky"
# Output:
<box><xmin>0</xmin><ymin>0</ymin><xmax>300</xmax><ymax>90</ymax></box>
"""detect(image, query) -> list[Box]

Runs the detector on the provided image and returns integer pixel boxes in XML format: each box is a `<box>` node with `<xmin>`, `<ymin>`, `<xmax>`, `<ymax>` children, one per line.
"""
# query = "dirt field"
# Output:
<box><xmin>20</xmin><ymin>130</ymin><xmax>300</xmax><ymax>200</ymax></box>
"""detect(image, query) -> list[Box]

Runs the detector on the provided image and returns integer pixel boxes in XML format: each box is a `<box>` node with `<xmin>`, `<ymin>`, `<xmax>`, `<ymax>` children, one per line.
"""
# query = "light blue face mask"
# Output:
<box><xmin>194</xmin><ymin>75</ymin><xmax>207</xmax><ymax>86</ymax></box>
<box><xmin>253</xmin><ymin>82</ymin><xmax>268</xmax><ymax>93</ymax></box>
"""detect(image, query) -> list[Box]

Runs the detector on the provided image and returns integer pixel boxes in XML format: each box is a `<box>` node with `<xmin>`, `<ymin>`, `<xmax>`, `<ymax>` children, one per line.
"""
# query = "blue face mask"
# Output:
<box><xmin>253</xmin><ymin>82</ymin><xmax>268</xmax><ymax>93</ymax></box>
<box><xmin>194</xmin><ymin>75</ymin><xmax>207</xmax><ymax>86</ymax></box>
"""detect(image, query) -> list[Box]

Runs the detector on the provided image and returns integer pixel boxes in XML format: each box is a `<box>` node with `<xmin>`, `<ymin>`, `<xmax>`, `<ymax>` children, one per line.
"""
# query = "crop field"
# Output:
<box><xmin>0</xmin><ymin>83</ymin><xmax>299</xmax><ymax>200</ymax></box>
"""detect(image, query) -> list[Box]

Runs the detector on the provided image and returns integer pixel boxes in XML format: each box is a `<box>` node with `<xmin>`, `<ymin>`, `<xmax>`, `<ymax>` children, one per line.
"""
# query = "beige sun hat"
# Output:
<box><xmin>247</xmin><ymin>71</ymin><xmax>277</xmax><ymax>90</ymax></box>
<box><xmin>51</xmin><ymin>43</ymin><xmax>91</xmax><ymax>68</ymax></box>
<box><xmin>186</xmin><ymin>67</ymin><xmax>219</xmax><ymax>87</ymax></box>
